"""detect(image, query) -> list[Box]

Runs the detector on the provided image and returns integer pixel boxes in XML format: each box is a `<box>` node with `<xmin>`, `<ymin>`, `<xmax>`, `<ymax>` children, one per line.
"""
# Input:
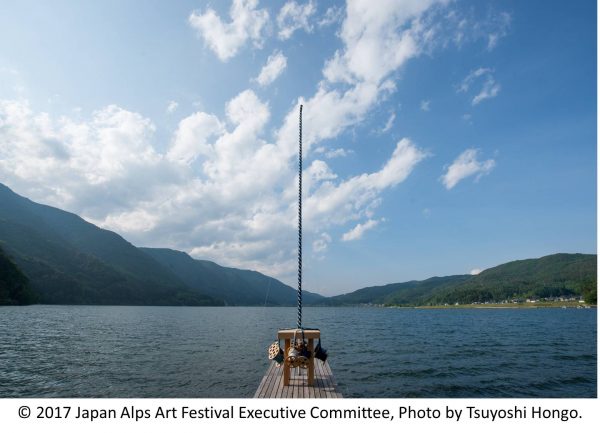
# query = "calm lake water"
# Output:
<box><xmin>0</xmin><ymin>306</ymin><xmax>596</xmax><ymax>398</ymax></box>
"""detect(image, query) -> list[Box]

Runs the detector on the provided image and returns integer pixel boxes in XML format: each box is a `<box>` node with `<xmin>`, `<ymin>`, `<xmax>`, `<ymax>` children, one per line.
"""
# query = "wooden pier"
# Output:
<box><xmin>254</xmin><ymin>360</ymin><xmax>342</xmax><ymax>398</ymax></box>
<box><xmin>255</xmin><ymin>328</ymin><xmax>342</xmax><ymax>398</ymax></box>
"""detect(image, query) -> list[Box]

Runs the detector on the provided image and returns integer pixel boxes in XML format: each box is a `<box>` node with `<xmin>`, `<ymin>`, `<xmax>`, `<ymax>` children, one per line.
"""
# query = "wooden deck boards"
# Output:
<box><xmin>254</xmin><ymin>361</ymin><xmax>342</xmax><ymax>398</ymax></box>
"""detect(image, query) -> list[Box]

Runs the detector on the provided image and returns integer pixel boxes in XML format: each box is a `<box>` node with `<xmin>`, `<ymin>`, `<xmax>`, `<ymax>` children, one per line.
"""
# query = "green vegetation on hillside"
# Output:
<box><xmin>0</xmin><ymin>183</ymin><xmax>320</xmax><ymax>306</ymax></box>
<box><xmin>0</xmin><ymin>184</ymin><xmax>221</xmax><ymax>306</ymax></box>
<box><xmin>324</xmin><ymin>275</ymin><xmax>471</xmax><ymax>306</ymax></box>
<box><xmin>0</xmin><ymin>246</ymin><xmax>37</xmax><ymax>305</ymax></box>
<box><xmin>326</xmin><ymin>253</ymin><xmax>597</xmax><ymax>307</ymax></box>
<box><xmin>428</xmin><ymin>254</ymin><xmax>596</xmax><ymax>305</ymax></box>
<box><xmin>0</xmin><ymin>183</ymin><xmax>595</xmax><ymax>308</ymax></box>
<box><xmin>140</xmin><ymin>248</ymin><xmax>323</xmax><ymax>306</ymax></box>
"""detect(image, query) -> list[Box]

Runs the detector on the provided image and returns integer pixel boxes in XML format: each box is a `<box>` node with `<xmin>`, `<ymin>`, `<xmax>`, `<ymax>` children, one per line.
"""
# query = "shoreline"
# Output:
<box><xmin>408</xmin><ymin>301</ymin><xmax>596</xmax><ymax>310</ymax></box>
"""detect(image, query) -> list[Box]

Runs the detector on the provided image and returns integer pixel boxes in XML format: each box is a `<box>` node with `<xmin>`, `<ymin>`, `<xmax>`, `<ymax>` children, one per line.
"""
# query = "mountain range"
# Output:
<box><xmin>0</xmin><ymin>183</ymin><xmax>596</xmax><ymax>306</ymax></box>
<box><xmin>0</xmin><ymin>183</ymin><xmax>322</xmax><ymax>306</ymax></box>
<box><xmin>323</xmin><ymin>253</ymin><xmax>596</xmax><ymax>306</ymax></box>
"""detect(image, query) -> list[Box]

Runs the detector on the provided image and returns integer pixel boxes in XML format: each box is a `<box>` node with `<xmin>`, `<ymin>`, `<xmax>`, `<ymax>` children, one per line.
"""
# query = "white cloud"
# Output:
<box><xmin>0</xmin><ymin>99</ymin><xmax>168</xmax><ymax>221</ymax></box>
<box><xmin>1</xmin><ymin>0</ymin><xmax>494</xmax><ymax>285</ymax></box>
<box><xmin>458</xmin><ymin>67</ymin><xmax>490</xmax><ymax>92</ymax></box>
<box><xmin>0</xmin><ymin>89</ymin><xmax>429</xmax><ymax>283</ymax></box>
<box><xmin>458</xmin><ymin>68</ymin><xmax>500</xmax><ymax>105</ymax></box>
<box><xmin>166</xmin><ymin>100</ymin><xmax>178</xmax><ymax>114</ymax></box>
<box><xmin>470</xmin><ymin>268</ymin><xmax>482</xmax><ymax>275</ymax></box>
<box><xmin>305</xmin><ymin>138</ymin><xmax>427</xmax><ymax>226</ymax></box>
<box><xmin>314</xmin><ymin>147</ymin><xmax>353</xmax><ymax>159</ymax></box>
<box><xmin>188</xmin><ymin>0</ymin><xmax>269</xmax><ymax>61</ymax></box>
<box><xmin>277</xmin><ymin>1</ymin><xmax>316</xmax><ymax>40</ymax></box>
<box><xmin>444</xmin><ymin>8</ymin><xmax>511</xmax><ymax>51</ymax></box>
<box><xmin>342</xmin><ymin>219</ymin><xmax>380</xmax><ymax>241</ymax></box>
<box><xmin>472</xmin><ymin>78</ymin><xmax>501</xmax><ymax>105</ymax></box>
<box><xmin>485</xmin><ymin>11</ymin><xmax>511</xmax><ymax>50</ymax></box>
<box><xmin>325</xmin><ymin>148</ymin><xmax>350</xmax><ymax>158</ymax></box>
<box><xmin>420</xmin><ymin>100</ymin><xmax>430</xmax><ymax>111</ymax></box>
<box><xmin>255</xmin><ymin>50</ymin><xmax>287</xmax><ymax>87</ymax></box>
<box><xmin>167</xmin><ymin>112</ymin><xmax>223</xmax><ymax>164</ymax></box>
<box><xmin>441</xmin><ymin>148</ymin><xmax>495</xmax><ymax>190</ymax></box>
<box><xmin>273</xmin><ymin>0</ymin><xmax>447</xmax><ymax>165</ymax></box>
<box><xmin>312</xmin><ymin>232</ymin><xmax>331</xmax><ymax>253</ymax></box>
<box><xmin>381</xmin><ymin>111</ymin><xmax>396</xmax><ymax>133</ymax></box>
<box><xmin>322</xmin><ymin>0</ymin><xmax>440</xmax><ymax>85</ymax></box>
<box><xmin>318</xmin><ymin>6</ymin><xmax>344</xmax><ymax>27</ymax></box>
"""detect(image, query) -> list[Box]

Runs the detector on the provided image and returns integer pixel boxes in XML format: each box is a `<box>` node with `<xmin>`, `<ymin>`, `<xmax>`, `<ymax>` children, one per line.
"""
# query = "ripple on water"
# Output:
<box><xmin>0</xmin><ymin>306</ymin><xmax>596</xmax><ymax>397</ymax></box>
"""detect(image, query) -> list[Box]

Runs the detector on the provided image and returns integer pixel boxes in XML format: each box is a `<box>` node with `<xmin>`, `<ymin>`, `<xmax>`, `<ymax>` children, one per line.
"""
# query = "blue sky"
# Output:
<box><xmin>0</xmin><ymin>0</ymin><xmax>596</xmax><ymax>295</ymax></box>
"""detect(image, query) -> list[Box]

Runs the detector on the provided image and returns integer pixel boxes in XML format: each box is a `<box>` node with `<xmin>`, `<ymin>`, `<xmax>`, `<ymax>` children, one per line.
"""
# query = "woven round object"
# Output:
<box><xmin>267</xmin><ymin>342</ymin><xmax>280</xmax><ymax>360</ymax></box>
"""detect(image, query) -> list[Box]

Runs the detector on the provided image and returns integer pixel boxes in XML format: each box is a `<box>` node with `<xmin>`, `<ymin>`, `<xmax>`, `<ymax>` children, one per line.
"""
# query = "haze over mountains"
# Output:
<box><xmin>0</xmin><ymin>183</ymin><xmax>322</xmax><ymax>306</ymax></box>
<box><xmin>0</xmin><ymin>183</ymin><xmax>596</xmax><ymax>306</ymax></box>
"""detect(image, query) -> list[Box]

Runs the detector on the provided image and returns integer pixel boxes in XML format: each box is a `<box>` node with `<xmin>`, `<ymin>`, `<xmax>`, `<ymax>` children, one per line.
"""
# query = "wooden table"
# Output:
<box><xmin>277</xmin><ymin>328</ymin><xmax>320</xmax><ymax>386</ymax></box>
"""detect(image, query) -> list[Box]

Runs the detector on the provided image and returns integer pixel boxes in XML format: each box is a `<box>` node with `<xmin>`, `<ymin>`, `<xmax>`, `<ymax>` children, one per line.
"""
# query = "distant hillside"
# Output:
<box><xmin>0</xmin><ymin>246</ymin><xmax>37</xmax><ymax>305</ymax></box>
<box><xmin>325</xmin><ymin>275</ymin><xmax>472</xmax><ymax>306</ymax></box>
<box><xmin>140</xmin><ymin>248</ymin><xmax>323</xmax><ymax>306</ymax></box>
<box><xmin>0</xmin><ymin>183</ymin><xmax>322</xmax><ymax>306</ymax></box>
<box><xmin>429</xmin><ymin>253</ymin><xmax>597</xmax><ymax>305</ymax></box>
<box><xmin>0</xmin><ymin>183</ymin><xmax>220</xmax><ymax>305</ymax></box>
<box><xmin>1</xmin><ymin>183</ymin><xmax>595</xmax><ymax>308</ymax></box>
<box><xmin>325</xmin><ymin>253</ymin><xmax>597</xmax><ymax>306</ymax></box>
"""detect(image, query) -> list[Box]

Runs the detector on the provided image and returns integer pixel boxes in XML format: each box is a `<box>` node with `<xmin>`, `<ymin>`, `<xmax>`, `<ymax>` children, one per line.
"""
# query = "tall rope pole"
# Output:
<box><xmin>297</xmin><ymin>104</ymin><xmax>303</xmax><ymax>330</ymax></box>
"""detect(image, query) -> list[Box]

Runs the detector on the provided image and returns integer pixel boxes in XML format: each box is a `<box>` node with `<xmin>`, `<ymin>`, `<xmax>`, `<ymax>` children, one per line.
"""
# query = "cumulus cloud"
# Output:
<box><xmin>277</xmin><ymin>1</ymin><xmax>316</xmax><ymax>40</ymax></box>
<box><xmin>304</xmin><ymin>138</ymin><xmax>427</xmax><ymax>226</ymax></box>
<box><xmin>0</xmin><ymin>1</ymin><xmax>492</xmax><ymax>284</ymax></box>
<box><xmin>342</xmin><ymin>219</ymin><xmax>380</xmax><ymax>241</ymax></box>
<box><xmin>458</xmin><ymin>67</ymin><xmax>501</xmax><ymax>106</ymax></box>
<box><xmin>188</xmin><ymin>0</ymin><xmax>269</xmax><ymax>61</ymax></box>
<box><xmin>255</xmin><ymin>50</ymin><xmax>287</xmax><ymax>86</ymax></box>
<box><xmin>0</xmin><ymin>99</ymin><xmax>168</xmax><ymax>220</ymax></box>
<box><xmin>441</xmin><ymin>148</ymin><xmax>495</xmax><ymax>190</ymax></box>
<box><xmin>167</xmin><ymin>112</ymin><xmax>223</xmax><ymax>164</ymax></box>
<box><xmin>274</xmin><ymin>0</ymin><xmax>447</xmax><ymax>163</ymax></box>
<box><xmin>0</xmin><ymin>92</ymin><xmax>426</xmax><ymax>281</ymax></box>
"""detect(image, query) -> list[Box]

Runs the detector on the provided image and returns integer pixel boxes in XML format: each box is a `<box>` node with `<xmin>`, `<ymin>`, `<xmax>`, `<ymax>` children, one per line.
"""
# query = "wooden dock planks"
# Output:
<box><xmin>254</xmin><ymin>361</ymin><xmax>342</xmax><ymax>398</ymax></box>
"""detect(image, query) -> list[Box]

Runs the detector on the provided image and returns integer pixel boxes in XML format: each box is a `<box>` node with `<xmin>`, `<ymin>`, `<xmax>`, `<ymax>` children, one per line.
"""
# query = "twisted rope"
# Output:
<box><xmin>297</xmin><ymin>104</ymin><xmax>303</xmax><ymax>330</ymax></box>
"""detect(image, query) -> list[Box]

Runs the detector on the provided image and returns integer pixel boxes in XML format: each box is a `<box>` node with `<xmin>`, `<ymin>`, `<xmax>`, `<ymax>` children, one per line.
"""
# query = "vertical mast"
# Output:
<box><xmin>297</xmin><ymin>105</ymin><xmax>303</xmax><ymax>330</ymax></box>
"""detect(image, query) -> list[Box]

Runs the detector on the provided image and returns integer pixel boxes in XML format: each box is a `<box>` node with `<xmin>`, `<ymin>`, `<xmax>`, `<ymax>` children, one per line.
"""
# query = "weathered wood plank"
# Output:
<box><xmin>265</xmin><ymin>362</ymin><xmax>281</xmax><ymax>398</ymax></box>
<box><xmin>253</xmin><ymin>363</ymin><xmax>272</xmax><ymax>398</ymax></box>
<box><xmin>255</xmin><ymin>360</ymin><xmax>342</xmax><ymax>398</ymax></box>
<box><xmin>270</xmin><ymin>367</ymin><xmax>284</xmax><ymax>399</ymax></box>
<box><xmin>255</xmin><ymin>362</ymin><xmax>276</xmax><ymax>398</ymax></box>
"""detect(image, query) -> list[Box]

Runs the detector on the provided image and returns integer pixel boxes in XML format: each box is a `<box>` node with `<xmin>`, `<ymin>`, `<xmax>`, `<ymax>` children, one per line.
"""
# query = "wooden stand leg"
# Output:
<box><xmin>283</xmin><ymin>338</ymin><xmax>290</xmax><ymax>386</ymax></box>
<box><xmin>308</xmin><ymin>338</ymin><xmax>314</xmax><ymax>386</ymax></box>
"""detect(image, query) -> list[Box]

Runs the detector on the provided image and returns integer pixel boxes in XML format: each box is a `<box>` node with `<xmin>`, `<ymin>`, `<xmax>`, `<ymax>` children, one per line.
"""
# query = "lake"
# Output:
<box><xmin>0</xmin><ymin>306</ymin><xmax>596</xmax><ymax>398</ymax></box>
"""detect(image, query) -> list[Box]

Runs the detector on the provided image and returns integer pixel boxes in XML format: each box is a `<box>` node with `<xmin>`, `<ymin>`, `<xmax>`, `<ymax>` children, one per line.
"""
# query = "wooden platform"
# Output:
<box><xmin>254</xmin><ymin>361</ymin><xmax>343</xmax><ymax>398</ymax></box>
